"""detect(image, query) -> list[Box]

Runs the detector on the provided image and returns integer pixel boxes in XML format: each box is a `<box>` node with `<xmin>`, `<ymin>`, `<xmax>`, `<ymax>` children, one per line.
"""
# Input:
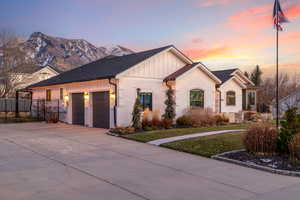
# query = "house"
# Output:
<box><xmin>27</xmin><ymin>45</ymin><xmax>255</xmax><ymax>128</ymax></box>
<box><xmin>17</xmin><ymin>65</ymin><xmax>61</xmax><ymax>89</ymax></box>
<box><xmin>212</xmin><ymin>69</ymin><xmax>258</xmax><ymax>114</ymax></box>
<box><xmin>272</xmin><ymin>89</ymin><xmax>300</xmax><ymax>117</ymax></box>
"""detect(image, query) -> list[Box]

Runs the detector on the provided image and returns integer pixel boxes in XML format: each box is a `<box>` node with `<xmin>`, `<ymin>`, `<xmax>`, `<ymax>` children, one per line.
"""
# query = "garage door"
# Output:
<box><xmin>72</xmin><ymin>93</ymin><xmax>85</xmax><ymax>125</ymax></box>
<box><xmin>92</xmin><ymin>91</ymin><xmax>110</xmax><ymax>128</ymax></box>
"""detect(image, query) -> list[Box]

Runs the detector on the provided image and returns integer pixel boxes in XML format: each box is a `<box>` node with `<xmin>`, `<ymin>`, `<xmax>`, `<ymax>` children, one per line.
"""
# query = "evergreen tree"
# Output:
<box><xmin>250</xmin><ymin>65</ymin><xmax>263</xmax><ymax>86</ymax></box>
<box><xmin>244</xmin><ymin>71</ymin><xmax>250</xmax><ymax>78</ymax></box>
<box><xmin>132</xmin><ymin>89</ymin><xmax>142</xmax><ymax>130</ymax></box>
<box><xmin>163</xmin><ymin>87</ymin><xmax>176</xmax><ymax>121</ymax></box>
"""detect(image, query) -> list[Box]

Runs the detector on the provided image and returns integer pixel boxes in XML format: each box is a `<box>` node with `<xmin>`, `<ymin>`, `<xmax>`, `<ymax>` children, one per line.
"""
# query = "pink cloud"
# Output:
<box><xmin>227</xmin><ymin>3</ymin><xmax>300</xmax><ymax>32</ymax></box>
<box><xmin>200</xmin><ymin>0</ymin><xmax>234</xmax><ymax>7</ymax></box>
<box><xmin>183</xmin><ymin>46</ymin><xmax>230</xmax><ymax>59</ymax></box>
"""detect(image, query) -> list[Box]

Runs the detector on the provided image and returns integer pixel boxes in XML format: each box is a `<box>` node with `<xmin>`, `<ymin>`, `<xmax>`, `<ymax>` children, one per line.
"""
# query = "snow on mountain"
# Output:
<box><xmin>19</xmin><ymin>32</ymin><xmax>134</xmax><ymax>72</ymax></box>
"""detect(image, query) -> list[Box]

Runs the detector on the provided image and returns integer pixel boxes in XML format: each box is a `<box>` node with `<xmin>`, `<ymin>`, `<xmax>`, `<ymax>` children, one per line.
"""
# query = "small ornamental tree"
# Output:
<box><xmin>163</xmin><ymin>87</ymin><xmax>176</xmax><ymax>121</ymax></box>
<box><xmin>132</xmin><ymin>88</ymin><xmax>142</xmax><ymax>130</ymax></box>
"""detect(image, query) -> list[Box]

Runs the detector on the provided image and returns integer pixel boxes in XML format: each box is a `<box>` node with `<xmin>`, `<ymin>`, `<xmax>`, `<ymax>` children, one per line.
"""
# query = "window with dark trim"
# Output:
<box><xmin>190</xmin><ymin>89</ymin><xmax>204</xmax><ymax>107</ymax></box>
<box><xmin>46</xmin><ymin>89</ymin><xmax>51</xmax><ymax>101</ymax></box>
<box><xmin>248</xmin><ymin>91</ymin><xmax>256</xmax><ymax>105</ymax></box>
<box><xmin>226</xmin><ymin>91</ymin><xmax>236</xmax><ymax>106</ymax></box>
<box><xmin>139</xmin><ymin>92</ymin><xmax>152</xmax><ymax>111</ymax></box>
<box><xmin>60</xmin><ymin>88</ymin><xmax>64</xmax><ymax>100</ymax></box>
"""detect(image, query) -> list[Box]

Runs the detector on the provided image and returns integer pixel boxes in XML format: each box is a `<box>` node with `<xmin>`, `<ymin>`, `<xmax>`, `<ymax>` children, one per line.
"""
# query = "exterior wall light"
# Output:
<box><xmin>64</xmin><ymin>94</ymin><xmax>69</xmax><ymax>106</ymax></box>
<box><xmin>84</xmin><ymin>92</ymin><xmax>89</xmax><ymax>101</ymax></box>
<box><xmin>110</xmin><ymin>92</ymin><xmax>116</xmax><ymax>100</ymax></box>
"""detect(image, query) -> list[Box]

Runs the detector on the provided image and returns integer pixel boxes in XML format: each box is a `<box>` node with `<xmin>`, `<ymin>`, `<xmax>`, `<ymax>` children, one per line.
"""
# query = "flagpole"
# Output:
<box><xmin>276</xmin><ymin>10</ymin><xmax>279</xmax><ymax>129</ymax></box>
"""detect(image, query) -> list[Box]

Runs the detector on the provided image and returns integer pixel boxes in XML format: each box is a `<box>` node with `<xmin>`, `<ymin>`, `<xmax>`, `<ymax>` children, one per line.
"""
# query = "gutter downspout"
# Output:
<box><xmin>219</xmin><ymin>90</ymin><xmax>222</xmax><ymax>113</ymax></box>
<box><xmin>109</xmin><ymin>78</ymin><xmax>117</xmax><ymax>127</ymax></box>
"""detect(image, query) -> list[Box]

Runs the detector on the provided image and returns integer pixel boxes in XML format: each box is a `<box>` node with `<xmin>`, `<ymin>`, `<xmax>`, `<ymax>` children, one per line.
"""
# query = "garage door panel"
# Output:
<box><xmin>93</xmin><ymin>91</ymin><xmax>110</xmax><ymax>128</ymax></box>
<box><xmin>72</xmin><ymin>93</ymin><xmax>85</xmax><ymax>125</ymax></box>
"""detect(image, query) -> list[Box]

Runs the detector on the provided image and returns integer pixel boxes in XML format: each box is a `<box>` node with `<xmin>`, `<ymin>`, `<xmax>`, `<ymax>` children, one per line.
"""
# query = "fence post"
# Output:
<box><xmin>4</xmin><ymin>98</ymin><xmax>7</xmax><ymax>121</ymax></box>
<box><xmin>15</xmin><ymin>91</ymin><xmax>19</xmax><ymax>118</ymax></box>
<box><xmin>44</xmin><ymin>99</ymin><xmax>46</xmax><ymax>121</ymax></box>
<box><xmin>57</xmin><ymin>99</ymin><xmax>60</xmax><ymax>121</ymax></box>
<box><xmin>37</xmin><ymin>100</ymin><xmax>40</xmax><ymax>120</ymax></box>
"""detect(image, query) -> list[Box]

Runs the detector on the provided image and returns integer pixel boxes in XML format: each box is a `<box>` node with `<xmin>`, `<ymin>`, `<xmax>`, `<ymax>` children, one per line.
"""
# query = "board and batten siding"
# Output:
<box><xmin>175</xmin><ymin>67</ymin><xmax>217</xmax><ymax>117</ymax></box>
<box><xmin>121</xmin><ymin>50</ymin><xmax>187</xmax><ymax>79</ymax></box>
<box><xmin>116</xmin><ymin>50</ymin><xmax>188</xmax><ymax>126</ymax></box>
<box><xmin>219</xmin><ymin>79</ymin><xmax>243</xmax><ymax>113</ymax></box>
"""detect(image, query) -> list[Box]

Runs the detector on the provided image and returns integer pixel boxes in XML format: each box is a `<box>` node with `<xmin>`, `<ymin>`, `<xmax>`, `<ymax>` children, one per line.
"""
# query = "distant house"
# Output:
<box><xmin>17</xmin><ymin>65</ymin><xmax>61</xmax><ymax>89</ymax></box>
<box><xmin>272</xmin><ymin>89</ymin><xmax>300</xmax><ymax>117</ymax></box>
<box><xmin>27</xmin><ymin>45</ymin><xmax>256</xmax><ymax>128</ymax></box>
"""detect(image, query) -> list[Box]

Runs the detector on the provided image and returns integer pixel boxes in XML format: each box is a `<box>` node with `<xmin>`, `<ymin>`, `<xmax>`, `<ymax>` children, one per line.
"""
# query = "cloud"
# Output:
<box><xmin>227</xmin><ymin>3</ymin><xmax>300</xmax><ymax>32</ymax></box>
<box><xmin>200</xmin><ymin>0</ymin><xmax>234</xmax><ymax>7</ymax></box>
<box><xmin>183</xmin><ymin>46</ymin><xmax>230</xmax><ymax>60</ymax></box>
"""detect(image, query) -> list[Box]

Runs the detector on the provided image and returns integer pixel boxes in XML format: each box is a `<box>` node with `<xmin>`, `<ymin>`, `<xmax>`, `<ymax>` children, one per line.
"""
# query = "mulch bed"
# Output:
<box><xmin>220</xmin><ymin>150</ymin><xmax>300</xmax><ymax>172</ymax></box>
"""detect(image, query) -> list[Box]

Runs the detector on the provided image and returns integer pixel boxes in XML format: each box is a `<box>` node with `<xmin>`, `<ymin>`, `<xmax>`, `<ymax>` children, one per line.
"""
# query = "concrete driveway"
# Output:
<box><xmin>0</xmin><ymin>123</ymin><xmax>300</xmax><ymax>200</ymax></box>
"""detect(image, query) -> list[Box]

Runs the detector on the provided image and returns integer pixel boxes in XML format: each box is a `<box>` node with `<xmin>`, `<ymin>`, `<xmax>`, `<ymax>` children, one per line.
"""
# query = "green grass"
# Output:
<box><xmin>162</xmin><ymin>132</ymin><xmax>245</xmax><ymax>157</ymax></box>
<box><xmin>121</xmin><ymin>124</ymin><xmax>249</xmax><ymax>143</ymax></box>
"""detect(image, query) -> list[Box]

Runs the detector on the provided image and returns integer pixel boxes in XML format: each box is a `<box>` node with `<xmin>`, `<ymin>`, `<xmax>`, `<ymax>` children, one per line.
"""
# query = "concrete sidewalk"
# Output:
<box><xmin>147</xmin><ymin>129</ymin><xmax>245</xmax><ymax>145</ymax></box>
<box><xmin>0</xmin><ymin>123</ymin><xmax>299</xmax><ymax>200</ymax></box>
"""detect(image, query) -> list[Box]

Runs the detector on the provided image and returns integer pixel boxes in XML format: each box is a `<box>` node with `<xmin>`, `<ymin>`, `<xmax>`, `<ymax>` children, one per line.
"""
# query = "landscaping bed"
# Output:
<box><xmin>216</xmin><ymin>150</ymin><xmax>300</xmax><ymax>172</ymax></box>
<box><xmin>120</xmin><ymin>124</ymin><xmax>249</xmax><ymax>143</ymax></box>
<box><xmin>161</xmin><ymin>131</ymin><xmax>245</xmax><ymax>157</ymax></box>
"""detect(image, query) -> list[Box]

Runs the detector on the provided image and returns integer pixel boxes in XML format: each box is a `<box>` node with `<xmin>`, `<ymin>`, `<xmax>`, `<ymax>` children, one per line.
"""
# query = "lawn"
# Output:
<box><xmin>121</xmin><ymin>124</ymin><xmax>249</xmax><ymax>143</ymax></box>
<box><xmin>162</xmin><ymin>132</ymin><xmax>245</xmax><ymax>158</ymax></box>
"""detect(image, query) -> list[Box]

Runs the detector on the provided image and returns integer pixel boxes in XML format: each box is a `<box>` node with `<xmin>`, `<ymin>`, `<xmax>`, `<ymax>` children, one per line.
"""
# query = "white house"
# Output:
<box><xmin>16</xmin><ymin>65</ymin><xmax>61</xmax><ymax>90</ymax></box>
<box><xmin>212</xmin><ymin>69</ymin><xmax>258</xmax><ymax>114</ymax></box>
<box><xmin>27</xmin><ymin>45</ymin><xmax>256</xmax><ymax>128</ymax></box>
<box><xmin>272</xmin><ymin>89</ymin><xmax>300</xmax><ymax>117</ymax></box>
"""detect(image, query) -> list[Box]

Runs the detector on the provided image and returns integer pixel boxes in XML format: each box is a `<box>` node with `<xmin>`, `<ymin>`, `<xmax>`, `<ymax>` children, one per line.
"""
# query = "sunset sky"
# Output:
<box><xmin>1</xmin><ymin>0</ymin><xmax>300</xmax><ymax>76</ymax></box>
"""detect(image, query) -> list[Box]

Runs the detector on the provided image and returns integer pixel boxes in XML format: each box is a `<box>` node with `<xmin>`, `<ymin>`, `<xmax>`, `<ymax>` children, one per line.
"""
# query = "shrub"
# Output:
<box><xmin>214</xmin><ymin>114</ymin><xmax>229</xmax><ymax>125</ymax></box>
<box><xmin>243</xmin><ymin>111</ymin><xmax>258</xmax><ymax>121</ymax></box>
<box><xmin>187</xmin><ymin>107</ymin><xmax>216</xmax><ymax>127</ymax></box>
<box><xmin>161</xmin><ymin>118</ymin><xmax>173</xmax><ymax>129</ymax></box>
<box><xmin>132</xmin><ymin>89</ymin><xmax>143</xmax><ymax>130</ymax></box>
<box><xmin>243</xmin><ymin>123</ymin><xmax>278</xmax><ymax>155</ymax></box>
<box><xmin>152</xmin><ymin>110</ymin><xmax>162</xmax><ymax>128</ymax></box>
<box><xmin>110</xmin><ymin>126</ymin><xmax>135</xmax><ymax>135</ymax></box>
<box><xmin>277</xmin><ymin>107</ymin><xmax>300</xmax><ymax>153</ymax></box>
<box><xmin>163</xmin><ymin>87</ymin><xmax>176</xmax><ymax>121</ymax></box>
<box><xmin>176</xmin><ymin>115</ymin><xmax>194</xmax><ymax>127</ymax></box>
<box><xmin>289</xmin><ymin>133</ymin><xmax>300</xmax><ymax>161</ymax></box>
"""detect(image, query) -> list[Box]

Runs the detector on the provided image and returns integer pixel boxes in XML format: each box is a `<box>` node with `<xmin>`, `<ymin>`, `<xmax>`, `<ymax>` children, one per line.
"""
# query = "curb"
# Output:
<box><xmin>212</xmin><ymin>150</ymin><xmax>300</xmax><ymax>177</ymax></box>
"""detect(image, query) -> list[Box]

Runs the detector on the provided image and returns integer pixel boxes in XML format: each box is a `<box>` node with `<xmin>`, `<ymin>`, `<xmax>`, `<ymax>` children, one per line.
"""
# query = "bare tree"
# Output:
<box><xmin>258</xmin><ymin>73</ymin><xmax>300</xmax><ymax>106</ymax></box>
<box><xmin>0</xmin><ymin>29</ymin><xmax>37</xmax><ymax>97</ymax></box>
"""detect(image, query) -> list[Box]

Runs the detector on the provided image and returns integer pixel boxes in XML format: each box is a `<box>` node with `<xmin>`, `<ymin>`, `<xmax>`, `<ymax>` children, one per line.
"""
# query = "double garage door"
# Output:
<box><xmin>72</xmin><ymin>91</ymin><xmax>110</xmax><ymax>128</ymax></box>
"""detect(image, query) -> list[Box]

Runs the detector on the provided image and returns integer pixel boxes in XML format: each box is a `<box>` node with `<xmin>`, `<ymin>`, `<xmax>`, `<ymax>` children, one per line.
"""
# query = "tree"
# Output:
<box><xmin>244</xmin><ymin>71</ymin><xmax>250</xmax><ymax>78</ymax></box>
<box><xmin>132</xmin><ymin>88</ymin><xmax>142</xmax><ymax>130</ymax></box>
<box><xmin>250</xmin><ymin>65</ymin><xmax>263</xmax><ymax>86</ymax></box>
<box><xmin>0</xmin><ymin>29</ymin><xmax>37</xmax><ymax>97</ymax></box>
<box><xmin>163</xmin><ymin>87</ymin><xmax>176</xmax><ymax>121</ymax></box>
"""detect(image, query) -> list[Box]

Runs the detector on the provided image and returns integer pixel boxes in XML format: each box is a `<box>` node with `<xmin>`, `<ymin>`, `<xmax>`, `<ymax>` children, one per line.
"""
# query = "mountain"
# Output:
<box><xmin>20</xmin><ymin>32</ymin><xmax>134</xmax><ymax>72</ymax></box>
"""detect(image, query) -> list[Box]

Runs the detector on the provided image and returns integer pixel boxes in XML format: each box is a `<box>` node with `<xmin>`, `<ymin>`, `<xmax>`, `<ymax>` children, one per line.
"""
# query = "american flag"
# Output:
<box><xmin>273</xmin><ymin>0</ymin><xmax>289</xmax><ymax>31</ymax></box>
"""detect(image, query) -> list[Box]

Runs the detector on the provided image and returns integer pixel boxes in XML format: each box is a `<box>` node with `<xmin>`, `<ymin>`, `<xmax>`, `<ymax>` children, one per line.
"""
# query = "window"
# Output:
<box><xmin>190</xmin><ymin>89</ymin><xmax>204</xmax><ymax>107</ymax></box>
<box><xmin>46</xmin><ymin>89</ymin><xmax>51</xmax><ymax>101</ymax></box>
<box><xmin>139</xmin><ymin>92</ymin><xmax>152</xmax><ymax>111</ymax></box>
<box><xmin>226</xmin><ymin>91</ymin><xmax>236</xmax><ymax>106</ymax></box>
<box><xmin>248</xmin><ymin>91</ymin><xmax>256</xmax><ymax>105</ymax></box>
<box><xmin>60</xmin><ymin>88</ymin><xmax>64</xmax><ymax>100</ymax></box>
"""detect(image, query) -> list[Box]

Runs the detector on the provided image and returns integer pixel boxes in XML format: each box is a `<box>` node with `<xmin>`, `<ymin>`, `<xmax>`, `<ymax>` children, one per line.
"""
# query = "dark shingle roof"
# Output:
<box><xmin>164</xmin><ymin>63</ymin><xmax>199</xmax><ymax>81</ymax></box>
<box><xmin>211</xmin><ymin>68</ymin><xmax>238</xmax><ymax>83</ymax></box>
<box><xmin>27</xmin><ymin>45</ymin><xmax>173</xmax><ymax>88</ymax></box>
